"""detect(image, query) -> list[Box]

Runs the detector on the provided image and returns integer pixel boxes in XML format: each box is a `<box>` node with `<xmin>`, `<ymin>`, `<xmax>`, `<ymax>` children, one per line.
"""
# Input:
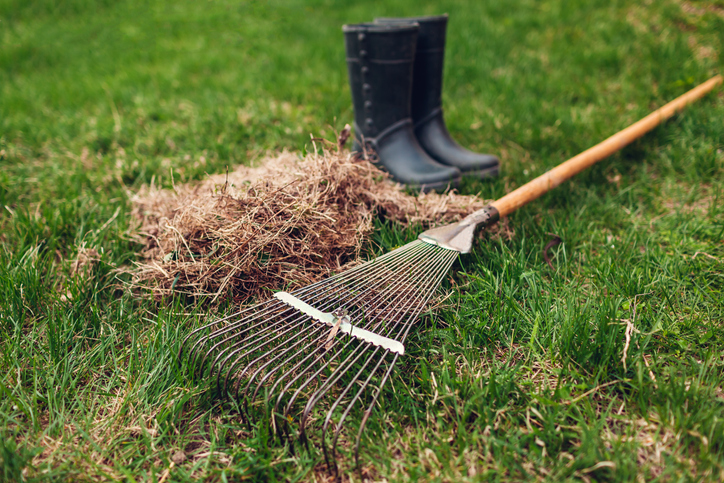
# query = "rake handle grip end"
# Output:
<box><xmin>489</xmin><ymin>75</ymin><xmax>722</xmax><ymax>218</ymax></box>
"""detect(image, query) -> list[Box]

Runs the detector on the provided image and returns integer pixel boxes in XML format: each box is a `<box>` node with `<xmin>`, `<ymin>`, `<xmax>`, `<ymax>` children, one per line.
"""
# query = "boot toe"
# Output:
<box><xmin>416</xmin><ymin>112</ymin><xmax>500</xmax><ymax>179</ymax></box>
<box><xmin>409</xmin><ymin>165</ymin><xmax>461</xmax><ymax>192</ymax></box>
<box><xmin>446</xmin><ymin>149</ymin><xmax>499</xmax><ymax>178</ymax></box>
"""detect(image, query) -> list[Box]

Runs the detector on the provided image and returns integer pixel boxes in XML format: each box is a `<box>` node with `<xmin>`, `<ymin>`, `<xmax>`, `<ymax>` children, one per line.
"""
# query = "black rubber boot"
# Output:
<box><xmin>343</xmin><ymin>23</ymin><xmax>461</xmax><ymax>192</ymax></box>
<box><xmin>375</xmin><ymin>15</ymin><xmax>499</xmax><ymax>179</ymax></box>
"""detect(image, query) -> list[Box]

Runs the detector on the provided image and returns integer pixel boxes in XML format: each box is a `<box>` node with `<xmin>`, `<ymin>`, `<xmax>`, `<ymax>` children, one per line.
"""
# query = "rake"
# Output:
<box><xmin>180</xmin><ymin>76</ymin><xmax>721</xmax><ymax>470</ymax></box>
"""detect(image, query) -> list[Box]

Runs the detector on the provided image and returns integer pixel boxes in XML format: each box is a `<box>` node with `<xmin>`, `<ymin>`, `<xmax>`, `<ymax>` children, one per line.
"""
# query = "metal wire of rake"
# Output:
<box><xmin>180</xmin><ymin>240</ymin><xmax>458</xmax><ymax>468</ymax></box>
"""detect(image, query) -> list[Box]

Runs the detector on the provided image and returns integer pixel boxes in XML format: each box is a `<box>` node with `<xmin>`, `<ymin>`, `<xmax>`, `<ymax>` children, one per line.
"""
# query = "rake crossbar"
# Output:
<box><xmin>274</xmin><ymin>292</ymin><xmax>406</xmax><ymax>355</ymax></box>
<box><xmin>180</xmin><ymin>76</ymin><xmax>721</xmax><ymax>471</ymax></box>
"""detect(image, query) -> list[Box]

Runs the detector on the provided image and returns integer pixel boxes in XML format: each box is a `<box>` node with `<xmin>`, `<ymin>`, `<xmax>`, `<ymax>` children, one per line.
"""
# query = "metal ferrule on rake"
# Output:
<box><xmin>418</xmin><ymin>205</ymin><xmax>500</xmax><ymax>253</ymax></box>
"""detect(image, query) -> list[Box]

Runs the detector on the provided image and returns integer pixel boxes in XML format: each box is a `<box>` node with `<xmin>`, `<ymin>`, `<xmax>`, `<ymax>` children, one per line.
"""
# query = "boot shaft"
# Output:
<box><xmin>375</xmin><ymin>15</ymin><xmax>448</xmax><ymax>123</ymax></box>
<box><xmin>343</xmin><ymin>23</ymin><xmax>418</xmax><ymax>139</ymax></box>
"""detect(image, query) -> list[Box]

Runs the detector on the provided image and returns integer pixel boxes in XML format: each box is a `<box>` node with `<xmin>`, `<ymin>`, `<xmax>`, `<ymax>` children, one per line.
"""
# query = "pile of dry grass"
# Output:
<box><xmin>129</xmin><ymin>148</ymin><xmax>487</xmax><ymax>303</ymax></box>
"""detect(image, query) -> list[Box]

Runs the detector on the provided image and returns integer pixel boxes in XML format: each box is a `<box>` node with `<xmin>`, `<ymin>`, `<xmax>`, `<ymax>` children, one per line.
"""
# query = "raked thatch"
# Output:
<box><xmin>129</xmin><ymin>148</ymin><xmax>488</xmax><ymax>304</ymax></box>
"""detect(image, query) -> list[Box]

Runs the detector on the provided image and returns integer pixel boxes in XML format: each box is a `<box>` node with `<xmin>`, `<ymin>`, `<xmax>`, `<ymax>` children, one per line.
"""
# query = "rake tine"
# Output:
<box><xmin>245</xmin><ymin>328</ymin><xmax>333</xmax><ymax>430</ymax></box>
<box><xmin>200</xmin><ymin>304</ymin><xmax>294</xmax><ymax>379</ymax></box>
<box><xmin>395</xmin><ymin>249</ymin><xmax>459</xmax><ymax>343</ymax></box>
<box><xmin>334</xmin><ymin>245</ymin><xmax>453</xmax><ymax>346</ymax></box>
<box><xmin>354</xmin><ymin>353</ymin><xmax>400</xmax><ymax>470</ymax></box>
<box><xmin>265</xmin><ymin>343</ymin><xmax>351</xmax><ymax>441</ymax></box>
<box><xmin>239</xmin><ymin>324</ymin><xmax>328</xmax><ymax>401</ymax></box>
<box><xmin>204</xmin><ymin>306</ymin><xmax>297</xmax><ymax>380</ymax></box>
<box><xmin>217</xmin><ymin>310</ymin><xmax>318</xmax><ymax>394</ymax></box>
<box><xmin>181</xmin><ymin>303</ymin><xmax>263</xmax><ymax>372</ymax></box>
<box><xmin>299</xmin><ymin>343</ymin><xmax>383</xmax><ymax>437</ymax></box>
<box><xmin>183</xmin><ymin>247</ymin><xmax>398</xmax><ymax>366</ymax></box>
<box><xmin>186</xmin><ymin>300</ymin><xmax>281</xmax><ymax>375</ymax></box>
<box><xmin>193</xmin><ymin>278</ymin><xmax>335</xmax><ymax>354</ymax></box>
<box><xmin>319</xmin><ymin>248</ymin><xmax>457</xmax><ymax>465</ymax></box>
<box><xmin>326</xmin><ymin>350</ymin><xmax>392</xmax><ymax>474</ymax></box>
<box><xmin>265</xmin><ymin>323</ymin><xmax>356</xmax><ymax>418</ymax></box>
<box><xmin>326</xmin><ymin>249</ymin><xmax>455</xmax><ymax>408</ymax></box>
<box><xmin>277</xmin><ymin>286</ymin><xmax>418</xmax><ymax>425</ymax></box>
<box><xmin>298</xmin><ymin>247</ymin><xmax>455</xmax><ymax>430</ymax></box>
<box><xmin>275</xmin><ymin>335</ymin><xmax>360</xmax><ymax>430</ymax></box>
<box><xmin>222</xmin><ymin>317</ymin><xmax>314</xmax><ymax>396</ymax></box>
<box><xmin>265</xmin><ymin>246</ymin><xmax>436</xmax><ymax>413</ymax></box>
<box><xmin>348</xmin><ymin>249</ymin><xmax>459</xmax><ymax>466</ymax></box>
<box><xmin>243</xmin><ymin>290</ymin><xmax>363</xmax><ymax>407</ymax></box>
<box><xmin>263</xmin><ymin>332</ymin><xmax>351</xmax><ymax>417</ymax></box>
<box><xmin>247</xmin><ymin>285</ymin><xmax>369</xmax><ymax>404</ymax></box>
<box><xmin>213</xmin><ymin>240</ymin><xmax>423</xmax><ymax>330</ymax></box>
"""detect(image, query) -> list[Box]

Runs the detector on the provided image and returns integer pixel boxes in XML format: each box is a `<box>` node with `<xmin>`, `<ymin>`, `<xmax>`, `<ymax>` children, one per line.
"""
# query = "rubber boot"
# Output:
<box><xmin>375</xmin><ymin>15</ymin><xmax>499</xmax><ymax>178</ymax></box>
<box><xmin>343</xmin><ymin>23</ymin><xmax>461</xmax><ymax>192</ymax></box>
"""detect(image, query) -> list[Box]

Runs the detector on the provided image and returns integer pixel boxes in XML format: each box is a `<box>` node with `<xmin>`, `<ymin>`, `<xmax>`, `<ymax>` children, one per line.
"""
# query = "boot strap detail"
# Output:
<box><xmin>375</xmin><ymin>118</ymin><xmax>412</xmax><ymax>144</ymax></box>
<box><xmin>353</xmin><ymin>118</ymin><xmax>413</xmax><ymax>153</ymax></box>
<box><xmin>413</xmin><ymin>106</ymin><xmax>443</xmax><ymax>129</ymax></box>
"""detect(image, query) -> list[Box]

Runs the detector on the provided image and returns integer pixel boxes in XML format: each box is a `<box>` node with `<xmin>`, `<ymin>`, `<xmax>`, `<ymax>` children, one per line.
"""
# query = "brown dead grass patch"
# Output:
<box><xmin>128</xmin><ymin>148</ymin><xmax>488</xmax><ymax>304</ymax></box>
<box><xmin>70</xmin><ymin>245</ymin><xmax>101</xmax><ymax>279</ymax></box>
<box><xmin>627</xmin><ymin>1</ymin><xmax>720</xmax><ymax>66</ymax></box>
<box><xmin>680</xmin><ymin>1</ymin><xmax>724</xmax><ymax>19</ymax></box>
<box><xmin>662</xmin><ymin>186</ymin><xmax>716</xmax><ymax>216</ymax></box>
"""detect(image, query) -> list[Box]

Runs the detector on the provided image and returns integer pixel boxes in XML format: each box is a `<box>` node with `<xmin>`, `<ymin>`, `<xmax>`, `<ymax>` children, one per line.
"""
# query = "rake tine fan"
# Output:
<box><xmin>181</xmin><ymin>240</ymin><xmax>458</xmax><ymax>468</ymax></box>
<box><xmin>179</xmin><ymin>76</ymin><xmax>721</xmax><ymax>471</ymax></box>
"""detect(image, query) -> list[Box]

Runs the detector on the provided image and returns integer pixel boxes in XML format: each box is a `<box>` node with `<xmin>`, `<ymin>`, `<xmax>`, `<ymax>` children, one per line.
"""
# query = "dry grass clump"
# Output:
<box><xmin>129</xmin><ymin>148</ymin><xmax>486</xmax><ymax>303</ymax></box>
<box><xmin>70</xmin><ymin>244</ymin><xmax>101</xmax><ymax>279</ymax></box>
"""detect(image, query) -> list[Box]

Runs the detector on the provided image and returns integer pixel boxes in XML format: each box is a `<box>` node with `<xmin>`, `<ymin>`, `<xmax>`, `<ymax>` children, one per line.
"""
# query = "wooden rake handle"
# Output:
<box><xmin>489</xmin><ymin>75</ymin><xmax>722</xmax><ymax>218</ymax></box>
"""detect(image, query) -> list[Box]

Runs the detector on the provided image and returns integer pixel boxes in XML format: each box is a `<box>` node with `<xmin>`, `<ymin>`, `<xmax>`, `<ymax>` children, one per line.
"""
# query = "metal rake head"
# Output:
<box><xmin>179</xmin><ymin>240</ymin><xmax>458</xmax><ymax>469</ymax></box>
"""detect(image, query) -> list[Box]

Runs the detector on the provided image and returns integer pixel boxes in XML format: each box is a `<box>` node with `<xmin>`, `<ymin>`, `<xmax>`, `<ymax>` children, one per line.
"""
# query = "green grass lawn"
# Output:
<box><xmin>2</xmin><ymin>0</ymin><xmax>723</xmax><ymax>481</ymax></box>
